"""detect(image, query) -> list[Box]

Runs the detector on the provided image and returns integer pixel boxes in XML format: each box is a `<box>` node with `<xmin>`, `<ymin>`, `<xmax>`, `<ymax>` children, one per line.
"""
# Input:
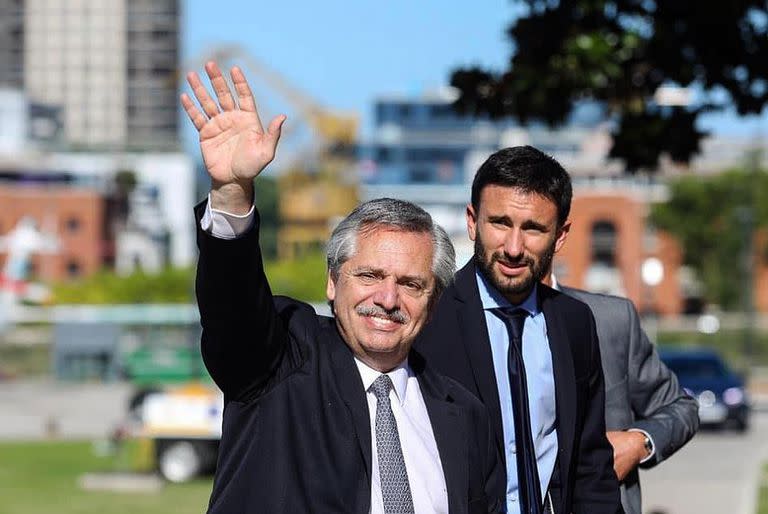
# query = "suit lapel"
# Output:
<box><xmin>453</xmin><ymin>261</ymin><xmax>506</xmax><ymax>462</ymax></box>
<box><xmin>413</xmin><ymin>354</ymin><xmax>468</xmax><ymax>514</ymax></box>
<box><xmin>540</xmin><ymin>287</ymin><xmax>576</xmax><ymax>488</ymax></box>
<box><xmin>326</xmin><ymin>324</ymin><xmax>373</xmax><ymax>481</ymax></box>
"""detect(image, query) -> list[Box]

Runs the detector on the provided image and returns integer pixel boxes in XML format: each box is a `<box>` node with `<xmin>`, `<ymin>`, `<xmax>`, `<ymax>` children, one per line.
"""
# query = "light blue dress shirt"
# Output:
<box><xmin>476</xmin><ymin>272</ymin><xmax>558</xmax><ymax>514</ymax></box>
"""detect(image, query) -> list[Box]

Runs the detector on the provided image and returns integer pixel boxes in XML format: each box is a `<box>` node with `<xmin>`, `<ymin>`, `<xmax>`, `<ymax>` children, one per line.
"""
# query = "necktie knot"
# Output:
<box><xmin>370</xmin><ymin>374</ymin><xmax>394</xmax><ymax>401</ymax></box>
<box><xmin>492</xmin><ymin>307</ymin><xmax>527</xmax><ymax>344</ymax></box>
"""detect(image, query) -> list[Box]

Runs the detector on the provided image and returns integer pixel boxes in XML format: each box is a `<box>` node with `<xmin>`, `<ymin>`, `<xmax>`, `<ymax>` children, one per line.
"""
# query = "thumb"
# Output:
<box><xmin>266</xmin><ymin>114</ymin><xmax>286</xmax><ymax>143</ymax></box>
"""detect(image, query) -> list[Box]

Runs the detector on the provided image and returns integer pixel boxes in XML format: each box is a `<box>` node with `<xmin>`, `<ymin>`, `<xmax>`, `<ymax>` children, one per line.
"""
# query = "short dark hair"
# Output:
<box><xmin>470</xmin><ymin>146</ymin><xmax>572</xmax><ymax>226</ymax></box>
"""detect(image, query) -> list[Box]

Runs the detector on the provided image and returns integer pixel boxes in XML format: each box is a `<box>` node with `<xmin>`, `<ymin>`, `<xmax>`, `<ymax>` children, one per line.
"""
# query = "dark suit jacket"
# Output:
<box><xmin>415</xmin><ymin>260</ymin><xmax>623</xmax><ymax>514</ymax></box>
<box><xmin>560</xmin><ymin>286</ymin><xmax>699</xmax><ymax>514</ymax></box>
<box><xmin>195</xmin><ymin>204</ymin><xmax>504</xmax><ymax>513</ymax></box>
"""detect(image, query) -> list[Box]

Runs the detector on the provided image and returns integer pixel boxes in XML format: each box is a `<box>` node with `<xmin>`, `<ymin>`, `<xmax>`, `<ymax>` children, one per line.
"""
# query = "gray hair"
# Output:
<box><xmin>326</xmin><ymin>198</ymin><xmax>455</xmax><ymax>301</ymax></box>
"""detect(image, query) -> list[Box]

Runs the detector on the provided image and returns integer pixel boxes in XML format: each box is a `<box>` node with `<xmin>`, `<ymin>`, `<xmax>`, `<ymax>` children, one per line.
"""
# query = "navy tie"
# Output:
<box><xmin>492</xmin><ymin>308</ymin><xmax>543</xmax><ymax>514</ymax></box>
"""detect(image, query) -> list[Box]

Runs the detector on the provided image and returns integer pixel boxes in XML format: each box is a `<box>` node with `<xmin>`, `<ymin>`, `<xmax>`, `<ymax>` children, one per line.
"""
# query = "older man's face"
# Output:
<box><xmin>326</xmin><ymin>227</ymin><xmax>435</xmax><ymax>372</ymax></box>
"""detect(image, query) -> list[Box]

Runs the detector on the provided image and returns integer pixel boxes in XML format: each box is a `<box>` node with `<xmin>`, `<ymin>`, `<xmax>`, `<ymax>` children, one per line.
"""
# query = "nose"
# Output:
<box><xmin>372</xmin><ymin>278</ymin><xmax>399</xmax><ymax>311</ymax></box>
<box><xmin>503</xmin><ymin>228</ymin><xmax>524</xmax><ymax>258</ymax></box>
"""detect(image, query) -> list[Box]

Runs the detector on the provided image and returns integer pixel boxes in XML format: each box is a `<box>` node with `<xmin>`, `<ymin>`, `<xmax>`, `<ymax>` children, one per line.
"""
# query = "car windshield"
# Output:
<box><xmin>665</xmin><ymin>356</ymin><xmax>728</xmax><ymax>379</ymax></box>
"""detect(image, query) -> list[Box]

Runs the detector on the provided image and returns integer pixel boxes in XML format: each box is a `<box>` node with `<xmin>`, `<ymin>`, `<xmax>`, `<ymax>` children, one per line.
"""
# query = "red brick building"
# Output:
<box><xmin>0</xmin><ymin>184</ymin><xmax>104</xmax><ymax>282</ymax></box>
<box><xmin>554</xmin><ymin>189</ymin><xmax>767</xmax><ymax>316</ymax></box>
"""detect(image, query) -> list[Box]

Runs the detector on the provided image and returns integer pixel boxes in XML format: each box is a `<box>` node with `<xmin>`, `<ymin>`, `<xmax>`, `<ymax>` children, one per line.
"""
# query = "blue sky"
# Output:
<box><xmin>182</xmin><ymin>1</ymin><xmax>767</xmax><ymax>156</ymax></box>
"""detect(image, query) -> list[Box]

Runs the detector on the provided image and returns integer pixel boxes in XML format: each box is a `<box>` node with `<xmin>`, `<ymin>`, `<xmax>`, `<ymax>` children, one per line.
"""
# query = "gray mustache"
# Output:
<box><xmin>356</xmin><ymin>305</ymin><xmax>409</xmax><ymax>324</ymax></box>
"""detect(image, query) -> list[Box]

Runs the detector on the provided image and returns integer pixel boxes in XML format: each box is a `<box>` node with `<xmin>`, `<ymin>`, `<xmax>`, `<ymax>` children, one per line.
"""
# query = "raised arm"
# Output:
<box><xmin>184</xmin><ymin>62</ymin><xmax>290</xmax><ymax>401</ymax></box>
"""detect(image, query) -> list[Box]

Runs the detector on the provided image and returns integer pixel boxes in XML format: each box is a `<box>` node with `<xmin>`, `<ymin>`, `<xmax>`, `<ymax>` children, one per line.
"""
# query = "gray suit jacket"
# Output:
<box><xmin>560</xmin><ymin>286</ymin><xmax>699</xmax><ymax>514</ymax></box>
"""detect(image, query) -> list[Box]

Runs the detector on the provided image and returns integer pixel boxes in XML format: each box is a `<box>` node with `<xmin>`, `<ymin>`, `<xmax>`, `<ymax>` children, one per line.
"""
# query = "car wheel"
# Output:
<box><xmin>157</xmin><ymin>440</ymin><xmax>202</xmax><ymax>483</ymax></box>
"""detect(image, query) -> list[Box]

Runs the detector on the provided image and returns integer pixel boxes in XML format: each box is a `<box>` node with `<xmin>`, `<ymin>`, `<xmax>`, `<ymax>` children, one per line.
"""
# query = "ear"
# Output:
<box><xmin>326</xmin><ymin>271</ymin><xmax>336</xmax><ymax>302</ymax></box>
<box><xmin>466</xmin><ymin>203</ymin><xmax>478</xmax><ymax>241</ymax></box>
<box><xmin>553</xmin><ymin>220</ymin><xmax>571</xmax><ymax>253</ymax></box>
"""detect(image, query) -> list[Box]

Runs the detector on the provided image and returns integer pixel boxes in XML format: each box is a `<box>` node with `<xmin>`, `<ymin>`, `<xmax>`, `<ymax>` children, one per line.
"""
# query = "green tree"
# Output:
<box><xmin>53</xmin><ymin>267</ymin><xmax>196</xmax><ymax>304</ymax></box>
<box><xmin>650</xmin><ymin>165</ymin><xmax>768</xmax><ymax>309</ymax></box>
<box><xmin>256</xmin><ymin>175</ymin><xmax>280</xmax><ymax>259</ymax></box>
<box><xmin>450</xmin><ymin>0</ymin><xmax>768</xmax><ymax>171</ymax></box>
<box><xmin>52</xmin><ymin>254</ymin><xmax>329</xmax><ymax>304</ymax></box>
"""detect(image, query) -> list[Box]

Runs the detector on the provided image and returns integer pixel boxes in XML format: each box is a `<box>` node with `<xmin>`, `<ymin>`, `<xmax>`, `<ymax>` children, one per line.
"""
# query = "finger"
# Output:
<box><xmin>180</xmin><ymin>93</ymin><xmax>207</xmax><ymax>131</ymax></box>
<box><xmin>205</xmin><ymin>61</ymin><xmax>237</xmax><ymax>112</ymax></box>
<box><xmin>266</xmin><ymin>114</ymin><xmax>287</xmax><ymax>147</ymax></box>
<box><xmin>230</xmin><ymin>66</ymin><xmax>264</xmax><ymax>129</ymax></box>
<box><xmin>186</xmin><ymin>70</ymin><xmax>220</xmax><ymax>119</ymax></box>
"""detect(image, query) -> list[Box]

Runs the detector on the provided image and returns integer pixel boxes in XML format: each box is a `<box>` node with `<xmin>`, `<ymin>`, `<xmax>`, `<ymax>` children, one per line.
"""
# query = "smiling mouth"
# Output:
<box><xmin>365</xmin><ymin>315</ymin><xmax>401</xmax><ymax>330</ymax></box>
<box><xmin>356</xmin><ymin>306</ymin><xmax>408</xmax><ymax>326</ymax></box>
<box><xmin>495</xmin><ymin>259</ymin><xmax>529</xmax><ymax>275</ymax></box>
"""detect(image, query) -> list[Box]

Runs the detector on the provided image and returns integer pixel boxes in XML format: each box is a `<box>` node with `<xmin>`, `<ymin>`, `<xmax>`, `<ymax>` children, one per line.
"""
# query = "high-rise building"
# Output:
<box><xmin>2</xmin><ymin>0</ymin><xmax>179</xmax><ymax>150</ymax></box>
<box><xmin>0</xmin><ymin>0</ymin><xmax>24</xmax><ymax>89</ymax></box>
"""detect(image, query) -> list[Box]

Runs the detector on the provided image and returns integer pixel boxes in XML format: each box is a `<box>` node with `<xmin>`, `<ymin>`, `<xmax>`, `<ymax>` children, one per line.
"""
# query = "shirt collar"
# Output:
<box><xmin>475</xmin><ymin>269</ymin><xmax>540</xmax><ymax>316</ymax></box>
<box><xmin>354</xmin><ymin>357</ymin><xmax>411</xmax><ymax>405</ymax></box>
<box><xmin>549</xmin><ymin>273</ymin><xmax>561</xmax><ymax>291</ymax></box>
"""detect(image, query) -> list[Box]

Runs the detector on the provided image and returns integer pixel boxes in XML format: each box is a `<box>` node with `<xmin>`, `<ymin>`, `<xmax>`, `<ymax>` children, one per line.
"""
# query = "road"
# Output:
<box><xmin>641</xmin><ymin>410</ymin><xmax>768</xmax><ymax>514</ymax></box>
<box><xmin>0</xmin><ymin>379</ymin><xmax>132</xmax><ymax>440</ymax></box>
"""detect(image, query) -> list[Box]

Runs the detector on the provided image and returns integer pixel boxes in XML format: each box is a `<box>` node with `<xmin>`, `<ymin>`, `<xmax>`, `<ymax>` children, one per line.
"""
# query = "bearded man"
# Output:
<box><xmin>415</xmin><ymin>146</ymin><xmax>623</xmax><ymax>514</ymax></box>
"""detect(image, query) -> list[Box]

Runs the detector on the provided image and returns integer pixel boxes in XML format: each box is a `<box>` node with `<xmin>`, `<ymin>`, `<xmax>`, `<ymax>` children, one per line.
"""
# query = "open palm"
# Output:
<box><xmin>182</xmin><ymin>62</ymin><xmax>286</xmax><ymax>186</ymax></box>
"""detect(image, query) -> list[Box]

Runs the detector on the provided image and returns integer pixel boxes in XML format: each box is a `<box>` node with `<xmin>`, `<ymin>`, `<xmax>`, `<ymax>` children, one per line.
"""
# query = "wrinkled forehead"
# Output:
<box><xmin>348</xmin><ymin>227</ymin><xmax>434</xmax><ymax>273</ymax></box>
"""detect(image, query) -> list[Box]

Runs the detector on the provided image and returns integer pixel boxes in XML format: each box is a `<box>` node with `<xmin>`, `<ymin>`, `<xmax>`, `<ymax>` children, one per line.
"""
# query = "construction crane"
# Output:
<box><xmin>192</xmin><ymin>45</ymin><xmax>360</xmax><ymax>258</ymax></box>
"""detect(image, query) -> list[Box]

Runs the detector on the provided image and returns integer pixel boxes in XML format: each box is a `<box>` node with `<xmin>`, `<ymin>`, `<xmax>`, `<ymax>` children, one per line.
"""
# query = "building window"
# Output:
<box><xmin>375</xmin><ymin>146</ymin><xmax>392</xmax><ymax>163</ymax></box>
<box><xmin>66</xmin><ymin>260</ymin><xmax>81</xmax><ymax>277</ymax></box>
<box><xmin>66</xmin><ymin>216</ymin><xmax>81</xmax><ymax>233</ymax></box>
<box><xmin>591</xmin><ymin>220</ymin><xmax>617</xmax><ymax>266</ymax></box>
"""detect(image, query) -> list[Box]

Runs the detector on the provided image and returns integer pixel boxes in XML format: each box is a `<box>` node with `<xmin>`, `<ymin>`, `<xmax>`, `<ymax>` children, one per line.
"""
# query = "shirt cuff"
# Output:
<box><xmin>200</xmin><ymin>193</ymin><xmax>256</xmax><ymax>239</ymax></box>
<box><xmin>628</xmin><ymin>428</ymin><xmax>656</xmax><ymax>464</ymax></box>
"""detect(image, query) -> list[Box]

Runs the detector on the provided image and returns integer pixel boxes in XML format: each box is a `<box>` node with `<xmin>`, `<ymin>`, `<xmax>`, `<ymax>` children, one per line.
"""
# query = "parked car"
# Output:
<box><xmin>660</xmin><ymin>348</ymin><xmax>750</xmax><ymax>431</ymax></box>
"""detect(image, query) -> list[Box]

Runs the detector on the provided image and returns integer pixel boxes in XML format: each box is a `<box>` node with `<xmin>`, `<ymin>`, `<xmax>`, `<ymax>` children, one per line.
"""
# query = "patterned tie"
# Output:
<box><xmin>370</xmin><ymin>374</ymin><xmax>415</xmax><ymax>514</ymax></box>
<box><xmin>492</xmin><ymin>308</ymin><xmax>543</xmax><ymax>514</ymax></box>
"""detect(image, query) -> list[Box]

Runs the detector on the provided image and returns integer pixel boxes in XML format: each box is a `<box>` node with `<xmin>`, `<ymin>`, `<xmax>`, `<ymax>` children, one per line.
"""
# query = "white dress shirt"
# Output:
<box><xmin>200</xmin><ymin>193</ymin><xmax>255</xmax><ymax>238</ymax></box>
<box><xmin>201</xmin><ymin>198</ymin><xmax>449</xmax><ymax>513</ymax></box>
<box><xmin>355</xmin><ymin>359</ymin><xmax>449</xmax><ymax>514</ymax></box>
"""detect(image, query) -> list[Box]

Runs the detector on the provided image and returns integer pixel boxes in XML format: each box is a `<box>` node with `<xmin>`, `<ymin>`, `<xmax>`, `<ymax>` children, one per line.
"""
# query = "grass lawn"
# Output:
<box><xmin>0</xmin><ymin>440</ymin><xmax>213</xmax><ymax>514</ymax></box>
<box><xmin>758</xmin><ymin>463</ymin><xmax>768</xmax><ymax>514</ymax></box>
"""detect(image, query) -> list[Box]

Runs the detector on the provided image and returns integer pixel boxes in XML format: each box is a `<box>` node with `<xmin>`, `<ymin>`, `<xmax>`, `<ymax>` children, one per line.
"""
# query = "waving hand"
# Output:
<box><xmin>181</xmin><ymin>61</ymin><xmax>285</xmax><ymax>212</ymax></box>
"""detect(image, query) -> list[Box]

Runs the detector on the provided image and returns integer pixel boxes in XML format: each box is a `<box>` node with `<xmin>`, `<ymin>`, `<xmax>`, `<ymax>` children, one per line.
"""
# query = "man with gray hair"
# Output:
<box><xmin>186</xmin><ymin>61</ymin><xmax>503</xmax><ymax>513</ymax></box>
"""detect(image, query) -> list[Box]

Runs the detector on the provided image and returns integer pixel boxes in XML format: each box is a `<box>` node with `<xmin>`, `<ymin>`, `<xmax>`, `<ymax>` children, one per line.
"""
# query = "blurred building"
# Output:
<box><xmin>360</xmin><ymin>92</ymin><xmax>766</xmax><ymax>316</ymax></box>
<box><xmin>1</xmin><ymin>0</ymin><xmax>179</xmax><ymax>150</ymax></box>
<box><xmin>0</xmin><ymin>150</ymin><xmax>195</xmax><ymax>283</ymax></box>
<box><xmin>0</xmin><ymin>0</ymin><xmax>24</xmax><ymax>89</ymax></box>
<box><xmin>0</xmin><ymin>88</ymin><xmax>195</xmax><ymax>283</ymax></box>
<box><xmin>0</xmin><ymin>174</ymin><xmax>103</xmax><ymax>282</ymax></box>
<box><xmin>360</xmin><ymin>92</ymin><xmax>622</xmax><ymax>270</ymax></box>
<box><xmin>0</xmin><ymin>88</ymin><xmax>63</xmax><ymax>154</ymax></box>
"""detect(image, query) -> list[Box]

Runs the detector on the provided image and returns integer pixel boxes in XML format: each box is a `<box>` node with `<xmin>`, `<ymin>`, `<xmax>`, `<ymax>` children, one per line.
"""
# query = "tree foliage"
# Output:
<box><xmin>51</xmin><ymin>253</ymin><xmax>328</xmax><ymax>305</ymax></box>
<box><xmin>256</xmin><ymin>175</ymin><xmax>280</xmax><ymax>259</ymax></box>
<box><xmin>53</xmin><ymin>267</ymin><xmax>197</xmax><ymax>304</ymax></box>
<box><xmin>650</xmin><ymin>165</ymin><xmax>768</xmax><ymax>309</ymax></box>
<box><xmin>451</xmin><ymin>0</ymin><xmax>768</xmax><ymax>171</ymax></box>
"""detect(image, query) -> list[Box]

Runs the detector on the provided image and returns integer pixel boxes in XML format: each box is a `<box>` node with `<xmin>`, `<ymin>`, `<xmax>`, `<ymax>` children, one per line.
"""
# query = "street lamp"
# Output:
<box><xmin>641</xmin><ymin>256</ymin><xmax>665</xmax><ymax>343</ymax></box>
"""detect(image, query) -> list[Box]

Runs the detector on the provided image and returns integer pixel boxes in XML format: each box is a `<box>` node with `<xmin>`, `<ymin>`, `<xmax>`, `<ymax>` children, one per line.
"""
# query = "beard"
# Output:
<box><xmin>474</xmin><ymin>230</ymin><xmax>556</xmax><ymax>301</ymax></box>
